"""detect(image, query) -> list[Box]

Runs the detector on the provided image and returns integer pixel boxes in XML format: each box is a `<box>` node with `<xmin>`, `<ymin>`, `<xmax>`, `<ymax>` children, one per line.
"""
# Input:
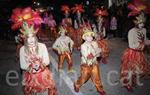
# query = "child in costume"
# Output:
<box><xmin>120</xmin><ymin>0</ymin><xmax>150</xmax><ymax>92</ymax></box>
<box><xmin>93</xmin><ymin>8</ymin><xmax>109</xmax><ymax>64</ymax></box>
<box><xmin>52</xmin><ymin>26</ymin><xmax>74</xmax><ymax>73</ymax></box>
<box><xmin>74</xmin><ymin>28</ymin><xmax>106</xmax><ymax>95</ymax></box>
<box><xmin>11</xmin><ymin>7</ymin><xmax>57</xmax><ymax>95</ymax></box>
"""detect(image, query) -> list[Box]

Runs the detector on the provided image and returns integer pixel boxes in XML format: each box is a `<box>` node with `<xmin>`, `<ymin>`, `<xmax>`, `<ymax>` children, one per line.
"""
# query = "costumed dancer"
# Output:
<box><xmin>93</xmin><ymin>8</ymin><xmax>109</xmax><ymax>64</ymax></box>
<box><xmin>47</xmin><ymin>14</ymin><xmax>57</xmax><ymax>41</ymax></box>
<box><xmin>120</xmin><ymin>0</ymin><xmax>150</xmax><ymax>92</ymax></box>
<box><xmin>52</xmin><ymin>26</ymin><xmax>74</xmax><ymax>73</ymax></box>
<box><xmin>74</xmin><ymin>28</ymin><xmax>106</xmax><ymax>95</ymax></box>
<box><xmin>11</xmin><ymin>7</ymin><xmax>57</xmax><ymax>95</ymax></box>
<box><xmin>72</xmin><ymin>4</ymin><xmax>85</xmax><ymax>50</ymax></box>
<box><xmin>61</xmin><ymin>5</ymin><xmax>75</xmax><ymax>40</ymax></box>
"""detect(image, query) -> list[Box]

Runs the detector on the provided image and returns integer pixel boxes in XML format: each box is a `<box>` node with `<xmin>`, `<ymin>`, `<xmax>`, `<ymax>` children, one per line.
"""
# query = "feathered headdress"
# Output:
<box><xmin>128</xmin><ymin>0</ymin><xmax>150</xmax><ymax>17</ymax></box>
<box><xmin>11</xmin><ymin>7</ymin><xmax>43</xmax><ymax>30</ymax></box>
<box><xmin>71</xmin><ymin>4</ymin><xmax>85</xmax><ymax>14</ymax></box>
<box><xmin>61</xmin><ymin>5</ymin><xmax>70</xmax><ymax>14</ymax></box>
<box><xmin>94</xmin><ymin>8</ymin><xmax>108</xmax><ymax>17</ymax></box>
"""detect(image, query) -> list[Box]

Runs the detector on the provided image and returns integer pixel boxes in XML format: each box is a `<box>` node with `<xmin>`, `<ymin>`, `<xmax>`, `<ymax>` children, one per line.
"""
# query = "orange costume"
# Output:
<box><xmin>93</xmin><ymin>8</ymin><xmax>109</xmax><ymax>64</ymax></box>
<box><xmin>52</xmin><ymin>27</ymin><xmax>74</xmax><ymax>72</ymax></box>
<box><xmin>97</xmin><ymin>38</ymin><xmax>109</xmax><ymax>64</ymax></box>
<box><xmin>74</xmin><ymin>28</ymin><xmax>106</xmax><ymax>95</ymax></box>
<box><xmin>120</xmin><ymin>27</ymin><xmax>150</xmax><ymax>92</ymax></box>
<box><xmin>120</xmin><ymin>0</ymin><xmax>150</xmax><ymax>92</ymax></box>
<box><xmin>21</xmin><ymin>43</ymin><xmax>57</xmax><ymax>95</ymax></box>
<box><xmin>72</xmin><ymin>4</ymin><xmax>85</xmax><ymax>49</ymax></box>
<box><xmin>11</xmin><ymin>7</ymin><xmax>57</xmax><ymax>95</ymax></box>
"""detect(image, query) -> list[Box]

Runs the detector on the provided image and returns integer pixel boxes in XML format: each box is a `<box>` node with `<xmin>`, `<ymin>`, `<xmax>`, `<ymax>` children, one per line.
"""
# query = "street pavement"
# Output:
<box><xmin>0</xmin><ymin>36</ymin><xmax>150</xmax><ymax>95</ymax></box>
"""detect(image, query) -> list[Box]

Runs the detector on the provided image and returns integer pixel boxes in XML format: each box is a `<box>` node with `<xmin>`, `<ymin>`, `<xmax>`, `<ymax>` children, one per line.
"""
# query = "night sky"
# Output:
<box><xmin>0</xmin><ymin>0</ymin><xmax>104</xmax><ymax>14</ymax></box>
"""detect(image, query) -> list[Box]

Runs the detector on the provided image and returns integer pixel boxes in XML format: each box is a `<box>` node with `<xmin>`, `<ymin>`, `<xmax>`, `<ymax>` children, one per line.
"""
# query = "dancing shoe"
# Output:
<box><xmin>74</xmin><ymin>83</ymin><xmax>79</xmax><ymax>92</ymax></box>
<box><xmin>124</xmin><ymin>85</ymin><xmax>133</xmax><ymax>92</ymax></box>
<box><xmin>99</xmin><ymin>91</ymin><xmax>106</xmax><ymax>95</ymax></box>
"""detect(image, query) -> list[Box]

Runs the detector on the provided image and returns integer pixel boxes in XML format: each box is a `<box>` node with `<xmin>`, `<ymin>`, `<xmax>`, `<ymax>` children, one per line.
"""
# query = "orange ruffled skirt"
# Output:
<box><xmin>97</xmin><ymin>39</ymin><xmax>109</xmax><ymax>64</ymax></box>
<box><xmin>74</xmin><ymin>28</ymin><xmax>83</xmax><ymax>49</ymax></box>
<box><xmin>23</xmin><ymin>67</ymin><xmax>57</xmax><ymax>95</ymax></box>
<box><xmin>120</xmin><ymin>48</ymin><xmax>150</xmax><ymax>86</ymax></box>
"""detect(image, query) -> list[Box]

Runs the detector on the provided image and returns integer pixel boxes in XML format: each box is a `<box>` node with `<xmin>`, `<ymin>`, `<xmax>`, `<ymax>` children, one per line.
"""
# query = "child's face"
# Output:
<box><xmin>27</xmin><ymin>34</ymin><xmax>36</xmax><ymax>47</ymax></box>
<box><xmin>60</xmin><ymin>31</ymin><xmax>65</xmax><ymax>36</ymax></box>
<box><xmin>85</xmin><ymin>35</ymin><xmax>93</xmax><ymax>42</ymax></box>
<box><xmin>138</xmin><ymin>23</ymin><xmax>144</xmax><ymax>29</ymax></box>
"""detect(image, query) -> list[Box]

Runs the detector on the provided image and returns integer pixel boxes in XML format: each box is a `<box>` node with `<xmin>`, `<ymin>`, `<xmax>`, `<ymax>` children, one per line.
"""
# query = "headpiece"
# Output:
<box><xmin>128</xmin><ymin>0</ymin><xmax>150</xmax><ymax>23</ymax></box>
<box><xmin>94</xmin><ymin>8</ymin><xmax>108</xmax><ymax>17</ymax></box>
<box><xmin>71</xmin><ymin>4</ymin><xmax>85</xmax><ymax>14</ymax></box>
<box><xmin>11</xmin><ymin>7</ymin><xmax>43</xmax><ymax>30</ymax></box>
<box><xmin>61</xmin><ymin>5</ymin><xmax>70</xmax><ymax>14</ymax></box>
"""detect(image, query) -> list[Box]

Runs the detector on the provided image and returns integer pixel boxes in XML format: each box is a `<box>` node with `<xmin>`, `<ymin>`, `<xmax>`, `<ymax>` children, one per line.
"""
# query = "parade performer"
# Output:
<box><xmin>11</xmin><ymin>7</ymin><xmax>57</xmax><ymax>95</ymax></box>
<box><xmin>47</xmin><ymin>14</ymin><xmax>57</xmax><ymax>40</ymax></box>
<box><xmin>52</xmin><ymin>26</ymin><xmax>74</xmax><ymax>73</ymax></box>
<box><xmin>93</xmin><ymin>8</ymin><xmax>109</xmax><ymax>64</ymax></box>
<box><xmin>120</xmin><ymin>0</ymin><xmax>150</xmax><ymax>92</ymax></box>
<box><xmin>74</xmin><ymin>28</ymin><xmax>106</xmax><ymax>95</ymax></box>
<box><xmin>72</xmin><ymin>4</ymin><xmax>85</xmax><ymax>49</ymax></box>
<box><xmin>61</xmin><ymin>5</ymin><xmax>75</xmax><ymax>40</ymax></box>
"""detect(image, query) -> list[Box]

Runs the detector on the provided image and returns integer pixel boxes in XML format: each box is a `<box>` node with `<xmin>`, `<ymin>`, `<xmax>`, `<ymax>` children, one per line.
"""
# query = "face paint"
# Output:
<box><xmin>138</xmin><ymin>23</ymin><xmax>144</xmax><ymax>29</ymax></box>
<box><xmin>85</xmin><ymin>35</ymin><xmax>93</xmax><ymax>42</ymax></box>
<box><xmin>60</xmin><ymin>31</ymin><xmax>65</xmax><ymax>36</ymax></box>
<box><xmin>27</xmin><ymin>34</ymin><xmax>36</xmax><ymax>47</ymax></box>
